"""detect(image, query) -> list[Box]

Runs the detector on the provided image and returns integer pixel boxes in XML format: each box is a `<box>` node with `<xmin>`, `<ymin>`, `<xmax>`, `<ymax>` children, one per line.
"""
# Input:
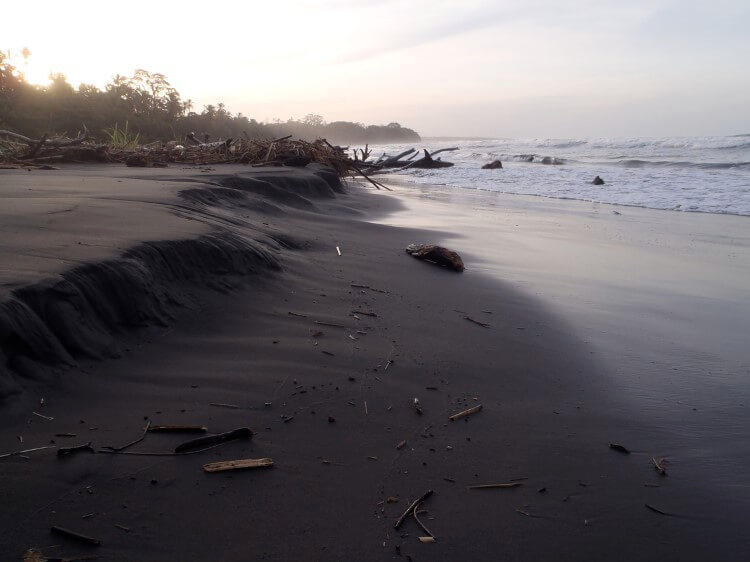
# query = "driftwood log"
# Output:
<box><xmin>405</xmin><ymin>244</ymin><xmax>465</xmax><ymax>272</ymax></box>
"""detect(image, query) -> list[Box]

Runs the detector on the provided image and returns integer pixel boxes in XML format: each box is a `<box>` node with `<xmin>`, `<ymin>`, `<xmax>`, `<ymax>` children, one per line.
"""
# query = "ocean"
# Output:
<box><xmin>368</xmin><ymin>135</ymin><xmax>750</xmax><ymax>216</ymax></box>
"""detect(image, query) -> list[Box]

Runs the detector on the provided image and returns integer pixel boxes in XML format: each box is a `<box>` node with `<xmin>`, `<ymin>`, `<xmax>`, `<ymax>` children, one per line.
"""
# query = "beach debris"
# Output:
<box><xmin>593</xmin><ymin>176</ymin><xmax>605</xmax><ymax>185</ymax></box>
<box><xmin>174</xmin><ymin>427</ymin><xmax>253</xmax><ymax>453</ymax></box>
<box><xmin>405</xmin><ymin>244</ymin><xmax>464</xmax><ymax>272</ymax></box>
<box><xmin>468</xmin><ymin>482</ymin><xmax>522</xmax><ymax>490</ymax></box>
<box><xmin>203</xmin><ymin>457</ymin><xmax>274</xmax><ymax>473</ymax></box>
<box><xmin>394</xmin><ymin>490</ymin><xmax>434</xmax><ymax>529</ymax></box>
<box><xmin>644</xmin><ymin>503</ymin><xmax>672</xmax><ymax>516</ymax></box>
<box><xmin>336</xmin><ymin>246</ymin><xmax>341</xmax><ymax>256</ymax></box>
<box><xmin>413</xmin><ymin>503</ymin><xmax>436</xmax><ymax>540</ymax></box>
<box><xmin>57</xmin><ymin>442</ymin><xmax>94</xmax><ymax>457</ymax></box>
<box><xmin>314</xmin><ymin>320</ymin><xmax>346</xmax><ymax>328</ymax></box>
<box><xmin>56</xmin><ymin>433</ymin><xmax>77</xmax><ymax>438</ymax></box>
<box><xmin>413</xmin><ymin>398</ymin><xmax>423</xmax><ymax>416</ymax></box>
<box><xmin>652</xmin><ymin>457</ymin><xmax>668</xmax><ymax>476</ymax></box>
<box><xmin>387</xmin><ymin>496</ymin><xmax>400</xmax><ymax>503</ymax></box>
<box><xmin>538</xmin><ymin>487</ymin><xmax>547</xmax><ymax>494</ymax></box>
<box><xmin>482</xmin><ymin>160</ymin><xmax>503</xmax><ymax>169</ymax></box>
<box><xmin>419</xmin><ymin>536</ymin><xmax>436</xmax><ymax>543</ymax></box>
<box><xmin>32</xmin><ymin>411</ymin><xmax>54</xmax><ymax>421</ymax></box>
<box><xmin>0</xmin><ymin>445</ymin><xmax>56</xmax><ymax>460</ymax></box>
<box><xmin>210</xmin><ymin>402</ymin><xmax>240</xmax><ymax>409</ymax></box>
<box><xmin>148</xmin><ymin>425</ymin><xmax>208</xmax><ymax>433</ymax></box>
<box><xmin>288</xmin><ymin>311</ymin><xmax>308</xmax><ymax>318</ymax></box>
<box><xmin>102</xmin><ymin>420</ymin><xmax>151</xmax><ymax>452</ymax></box>
<box><xmin>50</xmin><ymin>525</ymin><xmax>101</xmax><ymax>546</ymax></box>
<box><xmin>609</xmin><ymin>443</ymin><xmax>630</xmax><ymax>454</ymax></box>
<box><xmin>115</xmin><ymin>524</ymin><xmax>131</xmax><ymax>533</ymax></box>
<box><xmin>396</xmin><ymin>440</ymin><xmax>407</xmax><ymax>450</ymax></box>
<box><xmin>449</xmin><ymin>404</ymin><xmax>483</xmax><ymax>421</ymax></box>
<box><xmin>464</xmin><ymin>316</ymin><xmax>490</xmax><ymax>328</ymax></box>
<box><xmin>352</xmin><ymin>310</ymin><xmax>377</xmax><ymax>317</ymax></box>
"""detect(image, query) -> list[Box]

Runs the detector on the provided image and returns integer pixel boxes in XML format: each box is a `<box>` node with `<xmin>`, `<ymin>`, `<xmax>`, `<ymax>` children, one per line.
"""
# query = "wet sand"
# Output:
<box><xmin>1</xmin><ymin>165</ymin><xmax>748</xmax><ymax>561</ymax></box>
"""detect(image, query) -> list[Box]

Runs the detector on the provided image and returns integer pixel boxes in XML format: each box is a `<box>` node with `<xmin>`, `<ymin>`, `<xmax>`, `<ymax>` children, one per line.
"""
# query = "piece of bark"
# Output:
<box><xmin>174</xmin><ymin>427</ymin><xmax>253</xmax><ymax>453</ymax></box>
<box><xmin>203</xmin><ymin>457</ymin><xmax>273</xmax><ymax>473</ymax></box>
<box><xmin>449</xmin><ymin>404</ymin><xmax>483</xmax><ymax>421</ymax></box>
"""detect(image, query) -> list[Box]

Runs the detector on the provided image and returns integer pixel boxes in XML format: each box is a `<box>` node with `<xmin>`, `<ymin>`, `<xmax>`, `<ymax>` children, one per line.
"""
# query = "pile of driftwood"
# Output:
<box><xmin>352</xmin><ymin>146</ymin><xmax>459</xmax><ymax>173</ymax></box>
<box><xmin>0</xmin><ymin>130</ymin><xmax>352</xmax><ymax>176</ymax></box>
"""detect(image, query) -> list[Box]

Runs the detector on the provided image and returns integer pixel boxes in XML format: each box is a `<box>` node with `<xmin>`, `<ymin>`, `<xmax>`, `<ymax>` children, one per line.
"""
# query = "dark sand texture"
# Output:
<box><xmin>1</xmin><ymin>165</ymin><xmax>748</xmax><ymax>561</ymax></box>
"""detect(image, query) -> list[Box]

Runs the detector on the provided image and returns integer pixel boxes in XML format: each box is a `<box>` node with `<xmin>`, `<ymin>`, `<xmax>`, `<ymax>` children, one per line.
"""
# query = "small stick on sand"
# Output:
<box><xmin>419</xmin><ymin>536</ymin><xmax>436</xmax><ymax>543</ymax></box>
<box><xmin>32</xmin><ymin>411</ymin><xmax>54</xmax><ymax>421</ymax></box>
<box><xmin>396</xmin><ymin>440</ymin><xmax>406</xmax><ymax>450</ymax></box>
<box><xmin>336</xmin><ymin>246</ymin><xmax>341</xmax><ymax>256</ymax></box>
<box><xmin>394</xmin><ymin>490</ymin><xmax>433</xmax><ymax>529</ymax></box>
<box><xmin>464</xmin><ymin>316</ymin><xmax>490</xmax><ymax>328</ymax></box>
<box><xmin>174</xmin><ymin>427</ymin><xmax>253</xmax><ymax>454</ymax></box>
<box><xmin>203</xmin><ymin>457</ymin><xmax>274</xmax><ymax>473</ymax></box>
<box><xmin>351</xmin><ymin>283</ymin><xmax>370</xmax><ymax>289</ymax></box>
<box><xmin>57</xmin><ymin>442</ymin><xmax>94</xmax><ymax>457</ymax></box>
<box><xmin>148</xmin><ymin>425</ymin><xmax>207</xmax><ymax>433</ymax></box>
<box><xmin>413</xmin><ymin>502</ymin><xmax>436</xmax><ymax>539</ymax></box>
<box><xmin>210</xmin><ymin>403</ymin><xmax>240</xmax><ymax>409</ymax></box>
<box><xmin>50</xmin><ymin>525</ymin><xmax>101</xmax><ymax>546</ymax></box>
<box><xmin>352</xmin><ymin>310</ymin><xmax>377</xmax><ymax>317</ymax></box>
<box><xmin>288</xmin><ymin>311</ymin><xmax>308</xmax><ymax>318</ymax></box>
<box><xmin>449</xmin><ymin>404</ymin><xmax>483</xmax><ymax>421</ymax></box>
<box><xmin>652</xmin><ymin>457</ymin><xmax>668</xmax><ymax>476</ymax></box>
<box><xmin>314</xmin><ymin>320</ymin><xmax>346</xmax><ymax>328</ymax></box>
<box><xmin>101</xmin><ymin>420</ymin><xmax>151</xmax><ymax>452</ymax></box>
<box><xmin>0</xmin><ymin>445</ymin><xmax>56</xmax><ymax>460</ymax></box>
<box><xmin>468</xmin><ymin>482</ymin><xmax>522</xmax><ymax>490</ymax></box>
<box><xmin>645</xmin><ymin>503</ymin><xmax>672</xmax><ymax>516</ymax></box>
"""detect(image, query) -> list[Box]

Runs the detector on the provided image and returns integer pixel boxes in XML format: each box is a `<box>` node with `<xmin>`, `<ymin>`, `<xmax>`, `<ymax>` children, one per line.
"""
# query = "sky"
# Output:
<box><xmin>5</xmin><ymin>0</ymin><xmax>750</xmax><ymax>138</ymax></box>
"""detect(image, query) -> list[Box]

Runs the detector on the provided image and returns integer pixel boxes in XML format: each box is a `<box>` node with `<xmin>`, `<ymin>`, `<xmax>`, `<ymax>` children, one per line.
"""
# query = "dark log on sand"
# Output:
<box><xmin>405</xmin><ymin>244</ymin><xmax>464</xmax><ymax>272</ymax></box>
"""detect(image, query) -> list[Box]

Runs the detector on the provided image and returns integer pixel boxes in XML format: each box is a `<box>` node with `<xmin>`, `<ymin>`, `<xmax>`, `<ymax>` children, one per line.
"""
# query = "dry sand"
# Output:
<box><xmin>1</xmin><ymin>165</ymin><xmax>748</xmax><ymax>561</ymax></box>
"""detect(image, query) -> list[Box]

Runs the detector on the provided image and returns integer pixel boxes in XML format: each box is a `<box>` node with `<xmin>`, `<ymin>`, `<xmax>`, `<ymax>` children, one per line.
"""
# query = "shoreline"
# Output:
<box><xmin>1</xmin><ymin>165</ymin><xmax>748</xmax><ymax>560</ymax></box>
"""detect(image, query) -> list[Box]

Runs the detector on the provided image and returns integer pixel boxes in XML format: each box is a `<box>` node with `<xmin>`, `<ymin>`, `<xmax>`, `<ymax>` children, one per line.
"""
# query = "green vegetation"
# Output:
<box><xmin>0</xmin><ymin>51</ymin><xmax>420</xmax><ymax>145</ymax></box>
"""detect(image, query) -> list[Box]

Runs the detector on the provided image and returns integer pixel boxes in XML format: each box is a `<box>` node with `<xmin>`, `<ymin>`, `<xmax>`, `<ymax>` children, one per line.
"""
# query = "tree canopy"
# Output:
<box><xmin>0</xmin><ymin>53</ymin><xmax>420</xmax><ymax>145</ymax></box>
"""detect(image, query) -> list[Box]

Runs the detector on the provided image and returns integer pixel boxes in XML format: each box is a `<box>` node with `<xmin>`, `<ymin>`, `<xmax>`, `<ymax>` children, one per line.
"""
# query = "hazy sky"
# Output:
<box><xmin>5</xmin><ymin>0</ymin><xmax>750</xmax><ymax>137</ymax></box>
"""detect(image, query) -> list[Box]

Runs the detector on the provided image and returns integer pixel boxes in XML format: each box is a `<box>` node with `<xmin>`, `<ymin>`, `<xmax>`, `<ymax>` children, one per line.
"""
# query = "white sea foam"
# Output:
<box><xmin>367</xmin><ymin>136</ymin><xmax>750</xmax><ymax>216</ymax></box>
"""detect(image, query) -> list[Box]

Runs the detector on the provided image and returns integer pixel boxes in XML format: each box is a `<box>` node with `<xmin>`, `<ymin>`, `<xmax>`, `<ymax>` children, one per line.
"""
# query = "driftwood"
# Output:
<box><xmin>482</xmin><ymin>160</ymin><xmax>503</xmax><ymax>169</ymax></box>
<box><xmin>148</xmin><ymin>425</ymin><xmax>208</xmax><ymax>433</ymax></box>
<box><xmin>203</xmin><ymin>458</ymin><xmax>273</xmax><ymax>473</ymax></box>
<box><xmin>174</xmin><ymin>427</ymin><xmax>253</xmax><ymax>453</ymax></box>
<box><xmin>101</xmin><ymin>420</ymin><xmax>151</xmax><ymax>452</ymax></box>
<box><xmin>394</xmin><ymin>490</ymin><xmax>433</xmax><ymax>529</ymax></box>
<box><xmin>405</xmin><ymin>244</ymin><xmax>465</xmax><ymax>272</ymax></box>
<box><xmin>449</xmin><ymin>404</ymin><xmax>483</xmax><ymax>421</ymax></box>
<box><xmin>57</xmin><ymin>442</ymin><xmax>94</xmax><ymax>457</ymax></box>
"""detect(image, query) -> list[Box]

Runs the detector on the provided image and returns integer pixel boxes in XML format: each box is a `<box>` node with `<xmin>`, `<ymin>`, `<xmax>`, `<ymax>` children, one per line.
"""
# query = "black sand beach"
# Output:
<box><xmin>1</xmin><ymin>165</ymin><xmax>749</xmax><ymax>561</ymax></box>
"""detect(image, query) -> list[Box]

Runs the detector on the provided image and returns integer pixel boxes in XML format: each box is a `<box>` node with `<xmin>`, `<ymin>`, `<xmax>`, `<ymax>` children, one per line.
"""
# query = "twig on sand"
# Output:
<box><xmin>57</xmin><ymin>442</ymin><xmax>94</xmax><ymax>457</ymax></box>
<box><xmin>394</xmin><ymin>490</ymin><xmax>433</xmax><ymax>529</ymax></box>
<box><xmin>50</xmin><ymin>525</ymin><xmax>101</xmax><ymax>546</ymax></box>
<box><xmin>468</xmin><ymin>482</ymin><xmax>522</xmax><ymax>490</ymax></box>
<box><xmin>352</xmin><ymin>310</ymin><xmax>377</xmax><ymax>317</ymax></box>
<box><xmin>413</xmin><ymin>398</ymin><xmax>423</xmax><ymax>416</ymax></box>
<box><xmin>652</xmin><ymin>457</ymin><xmax>668</xmax><ymax>476</ymax></box>
<box><xmin>314</xmin><ymin>320</ymin><xmax>346</xmax><ymax>328</ymax></box>
<box><xmin>0</xmin><ymin>445</ymin><xmax>56</xmax><ymax>460</ymax></box>
<box><xmin>288</xmin><ymin>311</ymin><xmax>308</xmax><ymax>318</ymax></box>
<box><xmin>101</xmin><ymin>420</ymin><xmax>151</xmax><ymax>452</ymax></box>
<box><xmin>464</xmin><ymin>316</ymin><xmax>490</xmax><ymax>328</ymax></box>
<box><xmin>174</xmin><ymin>427</ymin><xmax>253</xmax><ymax>453</ymax></box>
<box><xmin>645</xmin><ymin>503</ymin><xmax>672</xmax><ymax>516</ymax></box>
<box><xmin>413</xmin><ymin>503</ymin><xmax>436</xmax><ymax>539</ymax></box>
<box><xmin>32</xmin><ymin>411</ymin><xmax>54</xmax><ymax>421</ymax></box>
<box><xmin>336</xmin><ymin>246</ymin><xmax>341</xmax><ymax>256</ymax></box>
<box><xmin>148</xmin><ymin>425</ymin><xmax>207</xmax><ymax>433</ymax></box>
<box><xmin>203</xmin><ymin>458</ymin><xmax>274</xmax><ymax>473</ymax></box>
<box><xmin>449</xmin><ymin>404</ymin><xmax>483</xmax><ymax>421</ymax></box>
<box><xmin>210</xmin><ymin>403</ymin><xmax>240</xmax><ymax>409</ymax></box>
